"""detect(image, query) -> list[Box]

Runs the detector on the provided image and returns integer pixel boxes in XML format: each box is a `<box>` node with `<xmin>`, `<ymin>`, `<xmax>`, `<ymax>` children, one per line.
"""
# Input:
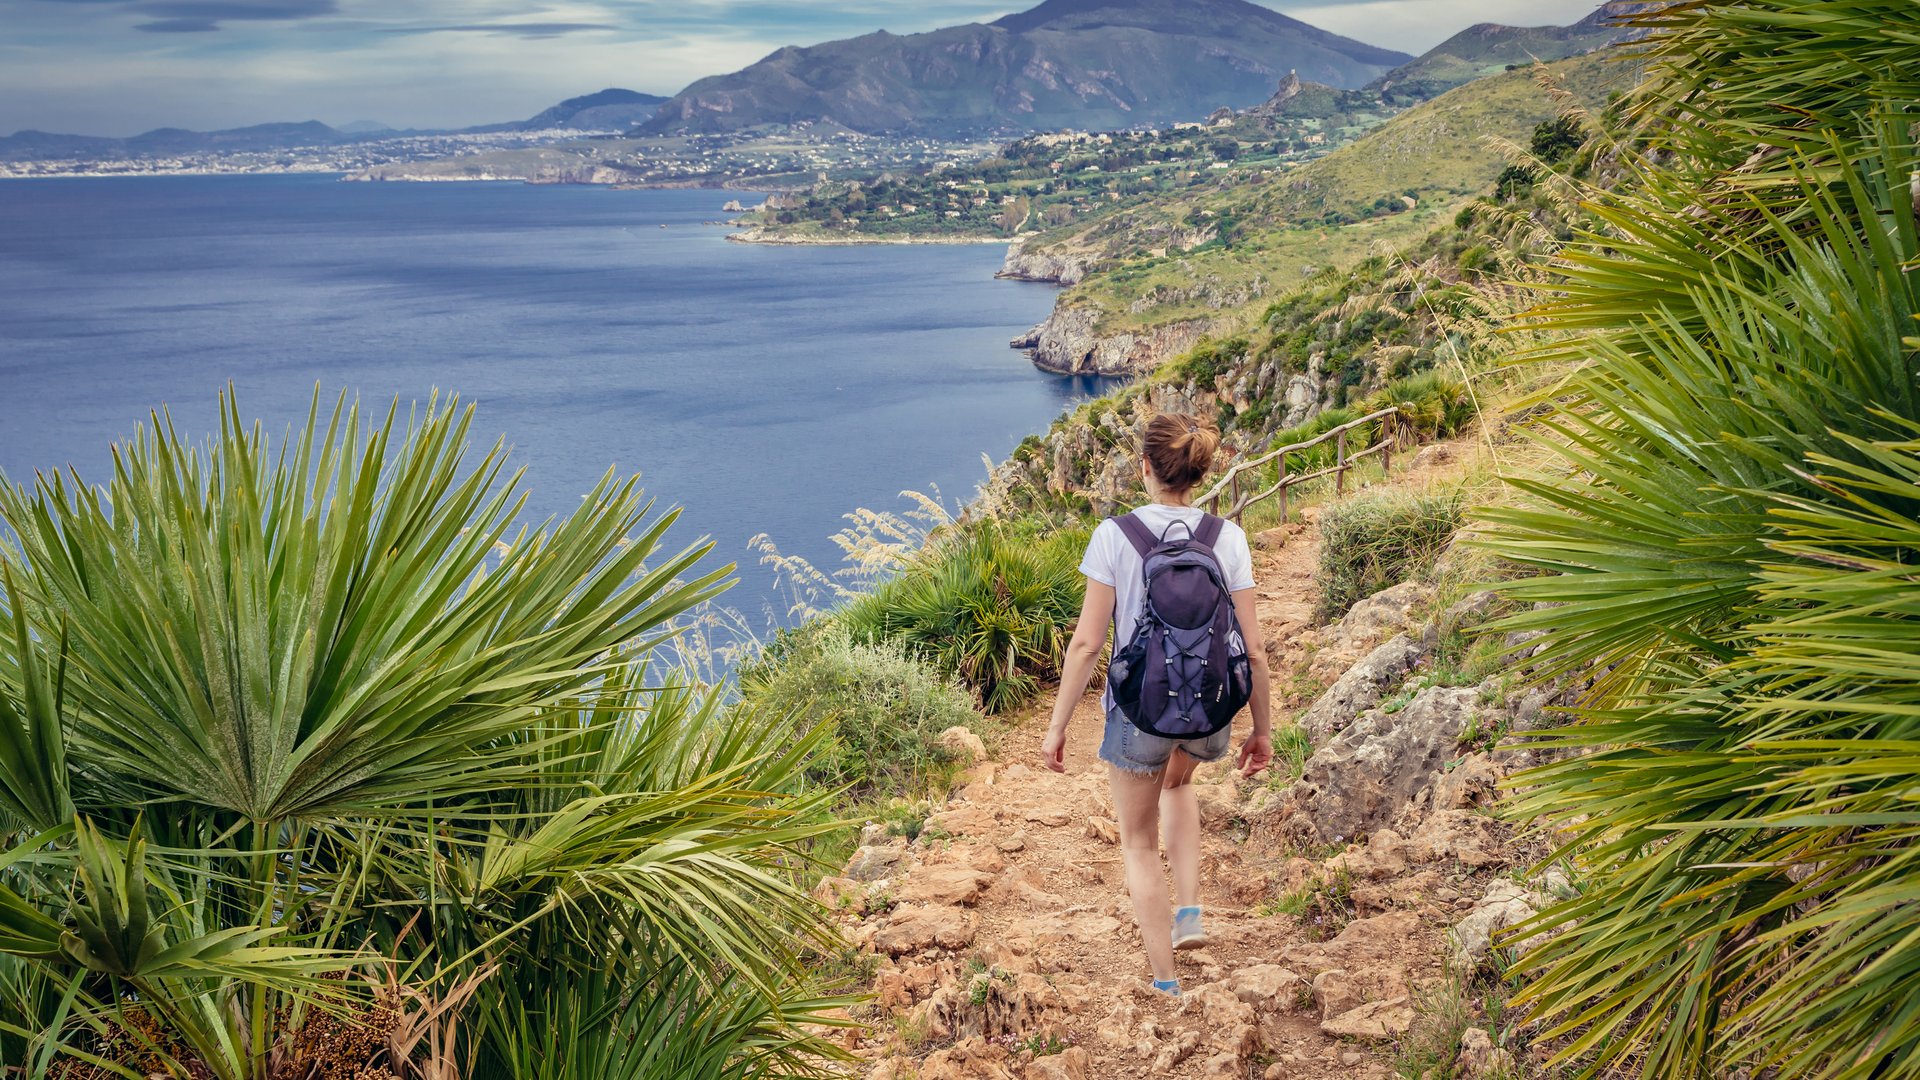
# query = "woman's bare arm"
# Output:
<box><xmin>1230</xmin><ymin>587</ymin><xmax>1273</xmax><ymax>776</ymax></box>
<box><xmin>1041</xmin><ymin>580</ymin><xmax>1116</xmax><ymax>772</ymax></box>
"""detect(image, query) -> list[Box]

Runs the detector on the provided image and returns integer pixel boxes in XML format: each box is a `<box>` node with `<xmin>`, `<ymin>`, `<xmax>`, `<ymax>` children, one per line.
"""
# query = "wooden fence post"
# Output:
<box><xmin>1381</xmin><ymin>413</ymin><xmax>1394</xmax><ymax>475</ymax></box>
<box><xmin>1336</xmin><ymin>428</ymin><xmax>1348</xmax><ymax>497</ymax></box>
<box><xmin>1277</xmin><ymin>456</ymin><xmax>1290</xmax><ymax>525</ymax></box>
<box><xmin>1230</xmin><ymin>472</ymin><xmax>1242</xmax><ymax>524</ymax></box>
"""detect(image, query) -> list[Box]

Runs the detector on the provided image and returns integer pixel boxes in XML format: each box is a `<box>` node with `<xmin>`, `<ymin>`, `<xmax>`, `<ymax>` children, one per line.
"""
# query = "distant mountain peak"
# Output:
<box><xmin>553</xmin><ymin>88</ymin><xmax>662</xmax><ymax>110</ymax></box>
<box><xmin>1575</xmin><ymin>1</ymin><xmax>1673</xmax><ymax>30</ymax></box>
<box><xmin>993</xmin><ymin>0</ymin><xmax>1308</xmax><ymax>34</ymax></box>
<box><xmin>1367</xmin><ymin>2</ymin><xmax>1647</xmax><ymax>101</ymax></box>
<box><xmin>643</xmin><ymin>0</ymin><xmax>1410</xmax><ymax>138</ymax></box>
<box><xmin>516</xmin><ymin>88</ymin><xmax>669</xmax><ymax>132</ymax></box>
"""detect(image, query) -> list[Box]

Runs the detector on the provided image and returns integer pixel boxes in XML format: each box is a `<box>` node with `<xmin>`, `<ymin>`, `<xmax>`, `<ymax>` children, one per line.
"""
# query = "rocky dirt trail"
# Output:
<box><xmin>821</xmin><ymin>437</ymin><xmax>1572</xmax><ymax>1080</ymax></box>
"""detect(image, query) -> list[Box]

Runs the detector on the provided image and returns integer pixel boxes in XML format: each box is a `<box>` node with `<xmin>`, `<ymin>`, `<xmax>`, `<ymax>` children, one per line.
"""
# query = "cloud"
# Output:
<box><xmin>382</xmin><ymin>20</ymin><xmax>619</xmax><ymax>38</ymax></box>
<box><xmin>28</xmin><ymin>0</ymin><xmax>341</xmax><ymax>31</ymax></box>
<box><xmin>137</xmin><ymin>0</ymin><xmax>337</xmax><ymax>17</ymax></box>
<box><xmin>135</xmin><ymin>15</ymin><xmax>215</xmax><ymax>29</ymax></box>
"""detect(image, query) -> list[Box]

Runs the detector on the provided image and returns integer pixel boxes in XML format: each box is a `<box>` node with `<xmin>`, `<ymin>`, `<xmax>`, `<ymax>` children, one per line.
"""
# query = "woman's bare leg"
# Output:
<box><xmin>1160</xmin><ymin>747</ymin><xmax>1202</xmax><ymax>910</ymax></box>
<box><xmin>1109</xmin><ymin>763</ymin><xmax>1176</xmax><ymax>982</ymax></box>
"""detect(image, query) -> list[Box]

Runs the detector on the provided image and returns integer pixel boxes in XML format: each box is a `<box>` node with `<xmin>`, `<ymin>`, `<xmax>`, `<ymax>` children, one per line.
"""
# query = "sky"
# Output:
<box><xmin>0</xmin><ymin>0</ymin><xmax>1606</xmax><ymax>136</ymax></box>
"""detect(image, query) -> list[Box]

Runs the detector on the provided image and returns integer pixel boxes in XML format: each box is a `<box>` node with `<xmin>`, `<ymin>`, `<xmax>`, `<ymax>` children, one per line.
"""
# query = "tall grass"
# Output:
<box><xmin>1315</xmin><ymin>492</ymin><xmax>1464</xmax><ymax>622</ymax></box>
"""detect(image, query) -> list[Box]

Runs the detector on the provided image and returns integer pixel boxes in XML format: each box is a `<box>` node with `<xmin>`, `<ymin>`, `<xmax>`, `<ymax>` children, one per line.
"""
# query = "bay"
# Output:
<box><xmin>0</xmin><ymin>175</ymin><xmax>1109</xmax><ymax>629</ymax></box>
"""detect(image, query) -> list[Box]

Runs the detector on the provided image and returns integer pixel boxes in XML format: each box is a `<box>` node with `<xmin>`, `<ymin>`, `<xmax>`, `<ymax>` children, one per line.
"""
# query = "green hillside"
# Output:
<box><xmin>1030</xmin><ymin>50</ymin><xmax>1636</xmax><ymax>334</ymax></box>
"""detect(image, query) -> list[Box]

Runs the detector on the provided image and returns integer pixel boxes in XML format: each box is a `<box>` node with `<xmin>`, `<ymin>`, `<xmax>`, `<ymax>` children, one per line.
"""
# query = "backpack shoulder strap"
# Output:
<box><xmin>1194</xmin><ymin>513</ymin><xmax>1226</xmax><ymax>549</ymax></box>
<box><xmin>1114</xmin><ymin>513</ymin><xmax>1158</xmax><ymax>558</ymax></box>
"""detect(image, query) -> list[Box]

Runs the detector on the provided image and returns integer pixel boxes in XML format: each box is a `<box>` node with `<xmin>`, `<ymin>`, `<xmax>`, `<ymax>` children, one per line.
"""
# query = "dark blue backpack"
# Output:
<box><xmin>1106</xmin><ymin>512</ymin><xmax>1254</xmax><ymax>739</ymax></box>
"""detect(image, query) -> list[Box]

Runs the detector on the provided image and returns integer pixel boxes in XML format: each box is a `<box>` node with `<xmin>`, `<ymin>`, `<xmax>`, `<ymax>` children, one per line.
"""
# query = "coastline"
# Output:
<box><xmin>727</xmin><ymin>226</ymin><xmax>1012</xmax><ymax>247</ymax></box>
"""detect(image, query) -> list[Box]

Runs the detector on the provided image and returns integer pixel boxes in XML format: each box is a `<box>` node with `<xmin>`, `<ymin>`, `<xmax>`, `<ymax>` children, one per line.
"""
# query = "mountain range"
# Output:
<box><xmin>1368</xmin><ymin>1</ymin><xmax>1657</xmax><ymax>102</ymax></box>
<box><xmin>0</xmin><ymin>89</ymin><xmax>668</xmax><ymax>163</ymax></box>
<box><xmin>3</xmin><ymin>1</ymin><xmax>1649</xmax><ymax>161</ymax></box>
<box><xmin>638</xmin><ymin>0</ymin><xmax>1410</xmax><ymax>138</ymax></box>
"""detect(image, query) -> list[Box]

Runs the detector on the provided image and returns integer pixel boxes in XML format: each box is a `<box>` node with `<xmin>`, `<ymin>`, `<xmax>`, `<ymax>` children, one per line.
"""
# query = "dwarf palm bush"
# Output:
<box><xmin>1362</xmin><ymin>373</ymin><xmax>1475</xmax><ymax>444</ymax></box>
<box><xmin>837</xmin><ymin>525</ymin><xmax>1085</xmax><ymax>713</ymax></box>
<box><xmin>0</xmin><ymin>392</ymin><xmax>849</xmax><ymax>1078</ymax></box>
<box><xmin>1478</xmin><ymin>2</ymin><xmax>1920</xmax><ymax>1076</ymax></box>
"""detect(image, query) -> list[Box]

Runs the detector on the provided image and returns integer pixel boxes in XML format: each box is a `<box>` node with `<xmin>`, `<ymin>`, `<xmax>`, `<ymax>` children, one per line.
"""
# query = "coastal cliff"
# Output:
<box><xmin>994</xmin><ymin>239</ymin><xmax>1098</xmax><ymax>285</ymax></box>
<box><xmin>1011</xmin><ymin>306</ymin><xmax>1218</xmax><ymax>377</ymax></box>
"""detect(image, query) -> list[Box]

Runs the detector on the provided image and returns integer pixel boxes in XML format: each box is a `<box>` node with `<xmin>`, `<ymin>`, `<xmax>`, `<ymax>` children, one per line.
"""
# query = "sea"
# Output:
<box><xmin>0</xmin><ymin>174</ymin><xmax>1111</xmax><ymax>633</ymax></box>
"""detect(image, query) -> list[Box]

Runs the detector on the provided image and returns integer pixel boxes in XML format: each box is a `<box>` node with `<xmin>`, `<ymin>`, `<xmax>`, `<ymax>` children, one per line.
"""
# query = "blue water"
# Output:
<box><xmin>0</xmin><ymin>175</ymin><xmax>1106</xmax><ymax>626</ymax></box>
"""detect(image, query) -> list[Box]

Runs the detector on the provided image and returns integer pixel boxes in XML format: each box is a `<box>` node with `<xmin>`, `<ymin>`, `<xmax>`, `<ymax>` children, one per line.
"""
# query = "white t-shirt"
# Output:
<box><xmin>1080</xmin><ymin>504</ymin><xmax>1256</xmax><ymax>707</ymax></box>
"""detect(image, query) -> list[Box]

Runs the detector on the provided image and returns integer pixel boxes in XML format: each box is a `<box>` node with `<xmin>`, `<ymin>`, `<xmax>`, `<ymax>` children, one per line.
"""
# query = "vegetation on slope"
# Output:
<box><xmin>1366</xmin><ymin>1</ymin><xmax>1643</xmax><ymax>104</ymax></box>
<box><xmin>1013</xmin><ymin>51</ymin><xmax>1636</xmax><ymax>336</ymax></box>
<box><xmin>0</xmin><ymin>394</ymin><xmax>852</xmax><ymax>1078</ymax></box>
<box><xmin>981</xmin><ymin>130</ymin><xmax>1573</xmax><ymax>521</ymax></box>
<box><xmin>1475</xmin><ymin>1</ymin><xmax>1920</xmax><ymax>1075</ymax></box>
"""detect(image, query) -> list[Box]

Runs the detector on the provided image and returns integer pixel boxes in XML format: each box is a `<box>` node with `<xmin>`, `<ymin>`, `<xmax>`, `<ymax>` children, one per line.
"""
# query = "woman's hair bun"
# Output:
<box><xmin>1142</xmin><ymin>412</ymin><xmax>1219</xmax><ymax>493</ymax></box>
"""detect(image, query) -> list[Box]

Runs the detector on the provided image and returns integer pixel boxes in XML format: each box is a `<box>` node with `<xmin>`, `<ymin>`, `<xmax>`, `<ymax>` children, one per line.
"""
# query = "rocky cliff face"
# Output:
<box><xmin>977</xmin><ymin>379</ymin><xmax>1227</xmax><ymax>517</ymax></box>
<box><xmin>996</xmin><ymin>240</ymin><xmax>1098</xmax><ymax>286</ymax></box>
<box><xmin>1013</xmin><ymin>306</ymin><xmax>1219</xmax><ymax>377</ymax></box>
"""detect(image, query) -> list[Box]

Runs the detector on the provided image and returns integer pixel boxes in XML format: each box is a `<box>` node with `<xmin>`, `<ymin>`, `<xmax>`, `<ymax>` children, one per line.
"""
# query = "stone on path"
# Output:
<box><xmin>1320</xmin><ymin>997</ymin><xmax>1414</xmax><ymax>1040</ymax></box>
<box><xmin>873</xmin><ymin>904</ymin><xmax>978</xmax><ymax>955</ymax></box>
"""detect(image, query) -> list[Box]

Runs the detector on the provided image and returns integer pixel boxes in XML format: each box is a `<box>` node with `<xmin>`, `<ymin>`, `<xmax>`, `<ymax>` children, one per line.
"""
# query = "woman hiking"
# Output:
<box><xmin>1040</xmin><ymin>411</ymin><xmax>1273</xmax><ymax>996</ymax></box>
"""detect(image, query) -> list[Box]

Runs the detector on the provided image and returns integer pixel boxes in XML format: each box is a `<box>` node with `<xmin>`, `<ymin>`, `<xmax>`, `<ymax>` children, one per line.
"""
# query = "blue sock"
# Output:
<box><xmin>1152</xmin><ymin>977</ymin><xmax>1181</xmax><ymax>995</ymax></box>
<box><xmin>1176</xmin><ymin>905</ymin><xmax>1203</xmax><ymax>920</ymax></box>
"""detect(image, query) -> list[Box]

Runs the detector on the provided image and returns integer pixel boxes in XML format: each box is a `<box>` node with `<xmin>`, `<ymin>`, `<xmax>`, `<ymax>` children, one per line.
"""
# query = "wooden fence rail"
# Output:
<box><xmin>1197</xmin><ymin>406</ymin><xmax>1402</xmax><ymax>525</ymax></box>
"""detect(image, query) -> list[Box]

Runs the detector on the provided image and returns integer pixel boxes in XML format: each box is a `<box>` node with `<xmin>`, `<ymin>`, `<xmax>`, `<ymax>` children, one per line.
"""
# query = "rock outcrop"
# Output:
<box><xmin>1015</xmin><ymin>305</ymin><xmax>1219</xmax><ymax>377</ymax></box>
<box><xmin>997</xmin><ymin>239</ymin><xmax>1098</xmax><ymax>285</ymax></box>
<box><xmin>1299</xmin><ymin>634</ymin><xmax>1423</xmax><ymax>739</ymax></box>
<box><xmin>1287</xmin><ymin>683</ymin><xmax>1498</xmax><ymax>844</ymax></box>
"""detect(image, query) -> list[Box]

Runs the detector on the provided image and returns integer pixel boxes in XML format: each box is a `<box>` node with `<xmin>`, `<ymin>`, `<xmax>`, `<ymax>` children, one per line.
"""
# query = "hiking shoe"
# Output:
<box><xmin>1171</xmin><ymin>906</ymin><xmax>1209</xmax><ymax>950</ymax></box>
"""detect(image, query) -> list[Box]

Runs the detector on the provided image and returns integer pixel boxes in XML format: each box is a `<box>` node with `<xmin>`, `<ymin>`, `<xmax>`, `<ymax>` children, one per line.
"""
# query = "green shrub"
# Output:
<box><xmin>739</xmin><ymin>624</ymin><xmax>982</xmax><ymax>801</ymax></box>
<box><xmin>1315</xmin><ymin>492</ymin><xmax>1464</xmax><ymax>622</ymax></box>
<box><xmin>1492</xmin><ymin>165</ymin><xmax>1536</xmax><ymax>202</ymax></box>
<box><xmin>1528</xmin><ymin>114</ymin><xmax>1586</xmax><ymax>165</ymax></box>
<box><xmin>1477</xmin><ymin>5</ymin><xmax>1920</xmax><ymax>1072</ymax></box>
<box><xmin>837</xmin><ymin>525</ymin><xmax>1085</xmax><ymax>713</ymax></box>
<box><xmin>1169</xmin><ymin>335</ymin><xmax>1250</xmax><ymax>385</ymax></box>
<box><xmin>1363</xmin><ymin>372</ymin><xmax>1477</xmax><ymax>442</ymax></box>
<box><xmin>1456</xmin><ymin>242</ymin><xmax>1497</xmax><ymax>274</ymax></box>
<box><xmin>0</xmin><ymin>392</ymin><xmax>849</xmax><ymax>1078</ymax></box>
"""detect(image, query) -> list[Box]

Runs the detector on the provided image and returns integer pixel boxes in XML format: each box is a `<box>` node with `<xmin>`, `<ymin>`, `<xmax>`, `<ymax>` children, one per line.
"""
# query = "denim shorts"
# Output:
<box><xmin>1099</xmin><ymin>707</ymin><xmax>1233</xmax><ymax>775</ymax></box>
